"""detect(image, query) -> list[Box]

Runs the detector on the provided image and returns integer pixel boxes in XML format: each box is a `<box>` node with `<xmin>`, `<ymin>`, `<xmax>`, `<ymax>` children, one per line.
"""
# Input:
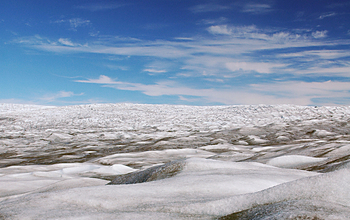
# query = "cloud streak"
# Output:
<box><xmin>75</xmin><ymin>75</ymin><xmax>350</xmax><ymax>105</ymax></box>
<box><xmin>75</xmin><ymin>3</ymin><xmax>125</xmax><ymax>11</ymax></box>
<box><xmin>319</xmin><ymin>12</ymin><xmax>337</xmax><ymax>19</ymax></box>
<box><xmin>190</xmin><ymin>4</ymin><xmax>230</xmax><ymax>13</ymax></box>
<box><xmin>53</xmin><ymin>18</ymin><xmax>91</xmax><ymax>31</ymax></box>
<box><xmin>242</xmin><ymin>3</ymin><xmax>272</xmax><ymax>14</ymax></box>
<box><xmin>75</xmin><ymin>75</ymin><xmax>118</xmax><ymax>84</ymax></box>
<box><xmin>251</xmin><ymin>81</ymin><xmax>350</xmax><ymax>105</ymax></box>
<box><xmin>40</xmin><ymin>91</ymin><xmax>84</xmax><ymax>103</ymax></box>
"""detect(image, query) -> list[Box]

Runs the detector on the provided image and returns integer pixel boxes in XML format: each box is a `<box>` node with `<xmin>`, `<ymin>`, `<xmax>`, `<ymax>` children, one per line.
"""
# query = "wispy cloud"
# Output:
<box><xmin>190</xmin><ymin>3</ymin><xmax>230</xmax><ymax>13</ymax></box>
<box><xmin>242</xmin><ymin>3</ymin><xmax>272</xmax><ymax>14</ymax></box>
<box><xmin>75</xmin><ymin>75</ymin><xmax>118</xmax><ymax>84</ymax></box>
<box><xmin>225</xmin><ymin>62</ymin><xmax>286</xmax><ymax>74</ymax></box>
<box><xmin>75</xmin><ymin>75</ymin><xmax>237</xmax><ymax>104</ymax></box>
<box><xmin>197</xmin><ymin>17</ymin><xmax>228</xmax><ymax>25</ymax></box>
<box><xmin>58</xmin><ymin>38</ymin><xmax>75</xmax><ymax>46</ymax></box>
<box><xmin>207</xmin><ymin>25</ymin><xmax>232</xmax><ymax>35</ymax></box>
<box><xmin>142</xmin><ymin>23</ymin><xmax>169</xmax><ymax>30</ymax></box>
<box><xmin>319</xmin><ymin>12</ymin><xmax>337</xmax><ymax>19</ymax></box>
<box><xmin>40</xmin><ymin>91</ymin><xmax>84</xmax><ymax>102</ymax></box>
<box><xmin>143</xmin><ymin>69</ymin><xmax>167</xmax><ymax>74</ymax></box>
<box><xmin>75</xmin><ymin>3</ymin><xmax>125</xmax><ymax>11</ymax></box>
<box><xmin>75</xmin><ymin>75</ymin><xmax>345</xmax><ymax>105</ymax></box>
<box><xmin>277</xmin><ymin>50</ymin><xmax>350</xmax><ymax>60</ymax></box>
<box><xmin>69</xmin><ymin>18</ymin><xmax>91</xmax><ymax>30</ymax></box>
<box><xmin>312</xmin><ymin>30</ymin><xmax>328</xmax><ymax>38</ymax></box>
<box><xmin>53</xmin><ymin>18</ymin><xmax>91</xmax><ymax>31</ymax></box>
<box><xmin>206</xmin><ymin>25</ymin><xmax>306</xmax><ymax>43</ymax></box>
<box><xmin>251</xmin><ymin>81</ymin><xmax>350</xmax><ymax>105</ymax></box>
<box><xmin>295</xmin><ymin>66</ymin><xmax>350</xmax><ymax>77</ymax></box>
<box><xmin>105</xmin><ymin>64</ymin><xmax>128</xmax><ymax>71</ymax></box>
<box><xmin>0</xmin><ymin>99</ymin><xmax>37</xmax><ymax>105</ymax></box>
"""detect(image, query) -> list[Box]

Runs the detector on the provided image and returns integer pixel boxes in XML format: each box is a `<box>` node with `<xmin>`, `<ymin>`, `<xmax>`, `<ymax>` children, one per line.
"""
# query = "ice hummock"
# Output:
<box><xmin>1</xmin><ymin>103</ymin><xmax>350</xmax><ymax>219</ymax></box>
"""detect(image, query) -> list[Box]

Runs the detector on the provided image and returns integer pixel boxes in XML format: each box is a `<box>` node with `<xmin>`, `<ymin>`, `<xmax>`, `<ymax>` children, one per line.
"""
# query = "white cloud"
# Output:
<box><xmin>54</xmin><ymin>18</ymin><xmax>91</xmax><ymax>31</ymax></box>
<box><xmin>251</xmin><ymin>80</ymin><xmax>350</xmax><ymax>105</ymax></box>
<box><xmin>89</xmin><ymin>30</ymin><xmax>100</xmax><ymax>37</ymax></box>
<box><xmin>297</xmin><ymin>66</ymin><xmax>350</xmax><ymax>77</ymax></box>
<box><xmin>312</xmin><ymin>30</ymin><xmax>328</xmax><ymax>38</ymax></box>
<box><xmin>40</xmin><ymin>91</ymin><xmax>84</xmax><ymax>102</ymax></box>
<box><xmin>142</xmin><ymin>60</ymin><xmax>174</xmax><ymax>74</ymax></box>
<box><xmin>105</xmin><ymin>64</ymin><xmax>128</xmax><ymax>71</ymax></box>
<box><xmin>58</xmin><ymin>38</ymin><xmax>75</xmax><ymax>46</ymax></box>
<box><xmin>73</xmin><ymin>75</ymin><xmax>308</xmax><ymax>105</ymax></box>
<box><xmin>198</xmin><ymin>17</ymin><xmax>228</xmax><ymax>25</ymax></box>
<box><xmin>178</xmin><ymin>96</ymin><xmax>202</xmax><ymax>102</ymax></box>
<box><xmin>206</xmin><ymin>25</ymin><xmax>306</xmax><ymax>44</ymax></box>
<box><xmin>277</xmin><ymin>50</ymin><xmax>350</xmax><ymax>59</ymax></box>
<box><xmin>75</xmin><ymin>75</ymin><xmax>118</xmax><ymax>84</ymax></box>
<box><xmin>204</xmin><ymin>78</ymin><xmax>225</xmax><ymax>83</ymax></box>
<box><xmin>174</xmin><ymin>37</ymin><xmax>194</xmax><ymax>41</ymax></box>
<box><xmin>69</xmin><ymin>18</ymin><xmax>90</xmax><ymax>30</ymax></box>
<box><xmin>207</xmin><ymin>25</ymin><xmax>232</xmax><ymax>35</ymax></box>
<box><xmin>271</xmin><ymin>32</ymin><xmax>303</xmax><ymax>43</ymax></box>
<box><xmin>143</xmin><ymin>69</ymin><xmax>167</xmax><ymax>74</ymax></box>
<box><xmin>75</xmin><ymin>75</ymin><xmax>350</xmax><ymax>105</ymax></box>
<box><xmin>76</xmin><ymin>3</ymin><xmax>125</xmax><ymax>11</ymax></box>
<box><xmin>213</xmin><ymin>25</ymin><xmax>259</xmax><ymax>35</ymax></box>
<box><xmin>190</xmin><ymin>4</ymin><xmax>230</xmax><ymax>13</ymax></box>
<box><xmin>242</xmin><ymin>3</ymin><xmax>272</xmax><ymax>14</ymax></box>
<box><xmin>226</xmin><ymin>62</ymin><xmax>286</xmax><ymax>74</ymax></box>
<box><xmin>0</xmin><ymin>99</ymin><xmax>37</xmax><ymax>105</ymax></box>
<box><xmin>319</xmin><ymin>12</ymin><xmax>337</xmax><ymax>19</ymax></box>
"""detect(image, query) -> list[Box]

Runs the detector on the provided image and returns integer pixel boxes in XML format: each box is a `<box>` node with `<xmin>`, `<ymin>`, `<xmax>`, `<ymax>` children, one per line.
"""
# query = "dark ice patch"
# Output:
<box><xmin>107</xmin><ymin>159</ymin><xmax>185</xmax><ymax>185</ymax></box>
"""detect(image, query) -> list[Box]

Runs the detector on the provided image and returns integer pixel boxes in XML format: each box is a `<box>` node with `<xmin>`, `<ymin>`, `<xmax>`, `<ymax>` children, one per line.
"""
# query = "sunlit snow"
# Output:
<box><xmin>1</xmin><ymin>103</ymin><xmax>350</xmax><ymax>219</ymax></box>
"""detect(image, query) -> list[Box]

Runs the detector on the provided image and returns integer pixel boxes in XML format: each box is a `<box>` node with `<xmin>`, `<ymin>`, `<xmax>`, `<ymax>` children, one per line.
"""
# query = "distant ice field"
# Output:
<box><xmin>1</xmin><ymin>103</ymin><xmax>350</xmax><ymax>219</ymax></box>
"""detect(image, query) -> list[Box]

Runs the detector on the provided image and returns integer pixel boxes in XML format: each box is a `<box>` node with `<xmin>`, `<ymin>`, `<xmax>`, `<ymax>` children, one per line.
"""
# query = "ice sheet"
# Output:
<box><xmin>1</xmin><ymin>103</ymin><xmax>350</xmax><ymax>219</ymax></box>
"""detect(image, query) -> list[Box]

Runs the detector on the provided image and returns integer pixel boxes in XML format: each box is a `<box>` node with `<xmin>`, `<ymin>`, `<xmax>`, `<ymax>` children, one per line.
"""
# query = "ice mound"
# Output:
<box><xmin>266</xmin><ymin>155</ymin><xmax>328</xmax><ymax>168</ymax></box>
<box><xmin>108</xmin><ymin>160</ymin><xmax>185</xmax><ymax>184</ymax></box>
<box><xmin>97</xmin><ymin>148</ymin><xmax>214</xmax><ymax>169</ymax></box>
<box><xmin>0</xmin><ymin>163</ymin><xmax>135</xmax><ymax>198</ymax></box>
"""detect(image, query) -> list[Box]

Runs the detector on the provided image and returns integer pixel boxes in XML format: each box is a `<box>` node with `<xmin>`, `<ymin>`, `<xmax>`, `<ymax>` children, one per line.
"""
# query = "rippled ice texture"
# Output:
<box><xmin>1</xmin><ymin>103</ymin><xmax>350</xmax><ymax>219</ymax></box>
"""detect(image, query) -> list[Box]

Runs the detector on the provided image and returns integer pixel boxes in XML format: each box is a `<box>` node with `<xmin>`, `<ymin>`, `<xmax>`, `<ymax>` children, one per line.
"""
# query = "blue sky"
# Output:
<box><xmin>1</xmin><ymin>0</ymin><xmax>350</xmax><ymax>106</ymax></box>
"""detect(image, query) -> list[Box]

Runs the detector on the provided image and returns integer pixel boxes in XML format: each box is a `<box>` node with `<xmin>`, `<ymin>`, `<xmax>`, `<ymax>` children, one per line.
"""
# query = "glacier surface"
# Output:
<box><xmin>0</xmin><ymin>103</ymin><xmax>350</xmax><ymax>219</ymax></box>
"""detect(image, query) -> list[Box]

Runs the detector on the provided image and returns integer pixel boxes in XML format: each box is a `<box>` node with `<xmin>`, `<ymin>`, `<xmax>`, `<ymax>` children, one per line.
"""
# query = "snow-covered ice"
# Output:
<box><xmin>1</xmin><ymin>103</ymin><xmax>350</xmax><ymax>219</ymax></box>
<box><xmin>266</xmin><ymin>155</ymin><xmax>328</xmax><ymax>168</ymax></box>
